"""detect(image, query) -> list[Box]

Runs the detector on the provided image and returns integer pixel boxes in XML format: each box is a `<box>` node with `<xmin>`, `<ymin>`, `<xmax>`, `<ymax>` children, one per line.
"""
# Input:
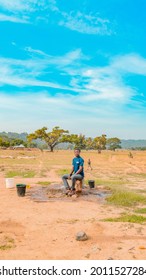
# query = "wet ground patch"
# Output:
<box><xmin>30</xmin><ymin>184</ymin><xmax>111</xmax><ymax>203</ymax></box>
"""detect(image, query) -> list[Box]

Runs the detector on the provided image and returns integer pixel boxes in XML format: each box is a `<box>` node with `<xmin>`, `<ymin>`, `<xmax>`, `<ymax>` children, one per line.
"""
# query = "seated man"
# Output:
<box><xmin>62</xmin><ymin>148</ymin><xmax>84</xmax><ymax>193</ymax></box>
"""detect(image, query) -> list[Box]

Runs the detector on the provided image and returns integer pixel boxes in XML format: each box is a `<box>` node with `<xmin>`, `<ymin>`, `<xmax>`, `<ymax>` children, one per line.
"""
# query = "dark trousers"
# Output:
<box><xmin>62</xmin><ymin>174</ymin><xmax>83</xmax><ymax>189</ymax></box>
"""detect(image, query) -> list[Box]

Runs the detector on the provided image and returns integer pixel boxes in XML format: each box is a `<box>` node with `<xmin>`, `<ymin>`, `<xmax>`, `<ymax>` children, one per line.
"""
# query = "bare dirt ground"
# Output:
<box><xmin>0</xmin><ymin>149</ymin><xmax>146</xmax><ymax>260</ymax></box>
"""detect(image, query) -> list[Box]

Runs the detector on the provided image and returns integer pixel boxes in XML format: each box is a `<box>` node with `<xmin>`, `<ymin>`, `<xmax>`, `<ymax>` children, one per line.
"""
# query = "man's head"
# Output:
<box><xmin>74</xmin><ymin>148</ymin><xmax>81</xmax><ymax>157</ymax></box>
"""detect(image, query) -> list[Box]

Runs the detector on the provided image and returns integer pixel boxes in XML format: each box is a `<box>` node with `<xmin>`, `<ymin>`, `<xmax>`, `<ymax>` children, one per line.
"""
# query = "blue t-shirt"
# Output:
<box><xmin>72</xmin><ymin>156</ymin><xmax>84</xmax><ymax>177</ymax></box>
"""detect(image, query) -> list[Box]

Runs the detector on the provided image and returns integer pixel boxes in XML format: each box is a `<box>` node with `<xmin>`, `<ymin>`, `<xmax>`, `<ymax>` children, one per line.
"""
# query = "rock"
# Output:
<box><xmin>76</xmin><ymin>231</ymin><xmax>88</xmax><ymax>241</ymax></box>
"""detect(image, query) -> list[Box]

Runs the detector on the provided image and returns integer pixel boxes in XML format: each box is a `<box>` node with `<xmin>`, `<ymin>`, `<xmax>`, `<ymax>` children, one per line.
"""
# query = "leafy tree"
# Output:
<box><xmin>107</xmin><ymin>137</ymin><xmax>121</xmax><ymax>151</ymax></box>
<box><xmin>93</xmin><ymin>134</ymin><xmax>107</xmax><ymax>153</ymax></box>
<box><xmin>0</xmin><ymin>137</ymin><xmax>10</xmax><ymax>147</ymax></box>
<box><xmin>0</xmin><ymin>137</ymin><xmax>3</xmax><ymax>146</ymax></box>
<box><xmin>27</xmin><ymin>142</ymin><xmax>38</xmax><ymax>148</ymax></box>
<box><xmin>10</xmin><ymin>138</ymin><xmax>27</xmax><ymax>147</ymax></box>
<box><xmin>85</xmin><ymin>137</ymin><xmax>94</xmax><ymax>150</ymax></box>
<box><xmin>27</xmin><ymin>126</ymin><xmax>69</xmax><ymax>152</ymax></box>
<box><xmin>62</xmin><ymin>134</ymin><xmax>86</xmax><ymax>150</ymax></box>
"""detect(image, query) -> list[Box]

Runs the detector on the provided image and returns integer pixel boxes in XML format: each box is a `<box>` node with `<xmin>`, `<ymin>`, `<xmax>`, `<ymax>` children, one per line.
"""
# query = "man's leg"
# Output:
<box><xmin>62</xmin><ymin>174</ymin><xmax>70</xmax><ymax>189</ymax></box>
<box><xmin>71</xmin><ymin>174</ymin><xmax>83</xmax><ymax>190</ymax></box>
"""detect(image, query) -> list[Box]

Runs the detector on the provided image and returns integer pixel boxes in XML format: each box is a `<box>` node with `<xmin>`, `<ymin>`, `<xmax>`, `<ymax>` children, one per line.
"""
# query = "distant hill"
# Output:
<box><xmin>0</xmin><ymin>131</ymin><xmax>46</xmax><ymax>148</ymax></box>
<box><xmin>121</xmin><ymin>140</ymin><xmax>146</xmax><ymax>149</ymax></box>
<box><xmin>0</xmin><ymin>131</ymin><xmax>28</xmax><ymax>140</ymax></box>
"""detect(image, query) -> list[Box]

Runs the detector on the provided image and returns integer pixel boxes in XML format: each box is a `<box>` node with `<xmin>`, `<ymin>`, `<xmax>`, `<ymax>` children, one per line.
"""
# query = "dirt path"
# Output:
<box><xmin>0</xmin><ymin>178</ymin><xmax>146</xmax><ymax>260</ymax></box>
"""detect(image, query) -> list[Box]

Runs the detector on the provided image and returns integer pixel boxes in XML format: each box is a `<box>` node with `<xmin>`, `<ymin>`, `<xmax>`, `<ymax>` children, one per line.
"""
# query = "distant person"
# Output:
<box><xmin>129</xmin><ymin>152</ymin><xmax>133</xmax><ymax>158</ymax></box>
<box><xmin>87</xmin><ymin>158</ymin><xmax>92</xmax><ymax>170</ymax></box>
<box><xmin>62</xmin><ymin>148</ymin><xmax>84</xmax><ymax>194</ymax></box>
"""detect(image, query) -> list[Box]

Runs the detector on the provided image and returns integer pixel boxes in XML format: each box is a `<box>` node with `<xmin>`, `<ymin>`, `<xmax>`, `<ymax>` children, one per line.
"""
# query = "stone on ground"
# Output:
<box><xmin>76</xmin><ymin>231</ymin><xmax>88</xmax><ymax>241</ymax></box>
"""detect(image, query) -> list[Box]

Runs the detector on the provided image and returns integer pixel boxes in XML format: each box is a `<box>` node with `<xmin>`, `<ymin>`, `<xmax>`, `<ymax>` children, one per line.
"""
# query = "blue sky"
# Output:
<box><xmin>0</xmin><ymin>0</ymin><xmax>146</xmax><ymax>139</ymax></box>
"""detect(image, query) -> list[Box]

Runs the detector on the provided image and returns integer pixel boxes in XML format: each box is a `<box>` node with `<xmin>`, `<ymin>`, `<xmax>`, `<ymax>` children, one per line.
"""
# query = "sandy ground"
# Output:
<box><xmin>0</xmin><ymin>149</ymin><xmax>146</xmax><ymax>260</ymax></box>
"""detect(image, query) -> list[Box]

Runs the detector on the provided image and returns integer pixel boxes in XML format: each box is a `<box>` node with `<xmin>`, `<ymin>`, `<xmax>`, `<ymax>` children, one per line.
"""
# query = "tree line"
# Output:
<box><xmin>0</xmin><ymin>126</ymin><xmax>121</xmax><ymax>152</ymax></box>
<box><xmin>27</xmin><ymin>126</ymin><xmax>121</xmax><ymax>152</ymax></box>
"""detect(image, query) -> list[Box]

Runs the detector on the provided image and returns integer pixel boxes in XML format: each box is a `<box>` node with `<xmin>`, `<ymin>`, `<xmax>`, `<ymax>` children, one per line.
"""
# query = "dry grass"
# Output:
<box><xmin>0</xmin><ymin>236</ymin><xmax>15</xmax><ymax>251</ymax></box>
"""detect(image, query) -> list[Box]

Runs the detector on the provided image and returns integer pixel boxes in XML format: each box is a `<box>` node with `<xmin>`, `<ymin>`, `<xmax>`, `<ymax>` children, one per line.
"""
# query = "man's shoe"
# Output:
<box><xmin>65</xmin><ymin>187</ymin><xmax>71</xmax><ymax>195</ymax></box>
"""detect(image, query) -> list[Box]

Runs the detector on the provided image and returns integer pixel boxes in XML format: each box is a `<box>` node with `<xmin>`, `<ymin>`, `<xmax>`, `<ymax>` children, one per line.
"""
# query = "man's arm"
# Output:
<box><xmin>70</xmin><ymin>166</ymin><xmax>74</xmax><ymax>176</ymax></box>
<box><xmin>68</xmin><ymin>166</ymin><xmax>74</xmax><ymax>179</ymax></box>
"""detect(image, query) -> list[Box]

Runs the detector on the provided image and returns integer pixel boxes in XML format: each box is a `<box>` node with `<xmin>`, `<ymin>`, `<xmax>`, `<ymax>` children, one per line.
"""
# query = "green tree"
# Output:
<box><xmin>93</xmin><ymin>134</ymin><xmax>107</xmax><ymax>153</ymax></box>
<box><xmin>10</xmin><ymin>138</ymin><xmax>27</xmax><ymax>147</ymax></box>
<box><xmin>27</xmin><ymin>126</ymin><xmax>69</xmax><ymax>152</ymax></box>
<box><xmin>107</xmin><ymin>137</ymin><xmax>121</xmax><ymax>151</ymax></box>
<box><xmin>0</xmin><ymin>137</ymin><xmax>3</xmax><ymax>146</ymax></box>
<box><xmin>85</xmin><ymin>137</ymin><xmax>94</xmax><ymax>150</ymax></box>
<box><xmin>0</xmin><ymin>136</ymin><xmax>10</xmax><ymax>148</ymax></box>
<box><xmin>62</xmin><ymin>134</ymin><xmax>86</xmax><ymax>150</ymax></box>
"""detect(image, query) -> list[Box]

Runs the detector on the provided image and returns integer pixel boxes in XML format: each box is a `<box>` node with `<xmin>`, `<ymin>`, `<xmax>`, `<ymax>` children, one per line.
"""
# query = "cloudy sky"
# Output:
<box><xmin>0</xmin><ymin>0</ymin><xmax>146</xmax><ymax>139</ymax></box>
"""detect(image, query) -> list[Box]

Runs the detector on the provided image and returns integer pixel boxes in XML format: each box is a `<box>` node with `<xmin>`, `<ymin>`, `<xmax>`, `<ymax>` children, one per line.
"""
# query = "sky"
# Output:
<box><xmin>0</xmin><ymin>0</ymin><xmax>146</xmax><ymax>139</ymax></box>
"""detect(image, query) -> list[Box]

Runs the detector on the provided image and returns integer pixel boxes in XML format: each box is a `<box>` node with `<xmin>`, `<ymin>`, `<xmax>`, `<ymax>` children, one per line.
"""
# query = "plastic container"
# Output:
<box><xmin>88</xmin><ymin>180</ymin><xmax>95</xmax><ymax>188</ymax></box>
<box><xmin>5</xmin><ymin>178</ymin><xmax>14</xmax><ymax>189</ymax></box>
<box><xmin>16</xmin><ymin>184</ymin><xmax>26</xmax><ymax>197</ymax></box>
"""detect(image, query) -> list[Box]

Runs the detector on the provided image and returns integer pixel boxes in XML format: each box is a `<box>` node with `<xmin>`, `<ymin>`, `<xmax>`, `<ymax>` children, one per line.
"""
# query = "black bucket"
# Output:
<box><xmin>88</xmin><ymin>180</ymin><xmax>95</xmax><ymax>188</ymax></box>
<box><xmin>16</xmin><ymin>184</ymin><xmax>26</xmax><ymax>197</ymax></box>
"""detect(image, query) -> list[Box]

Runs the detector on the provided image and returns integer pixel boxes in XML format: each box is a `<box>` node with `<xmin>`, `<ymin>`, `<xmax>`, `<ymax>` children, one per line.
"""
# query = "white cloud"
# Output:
<box><xmin>65</xmin><ymin>52</ymin><xmax>146</xmax><ymax>102</ymax></box>
<box><xmin>111</xmin><ymin>53</ymin><xmax>146</xmax><ymax>75</ymax></box>
<box><xmin>24</xmin><ymin>46</ymin><xmax>86</xmax><ymax>65</ymax></box>
<box><xmin>0</xmin><ymin>90</ymin><xmax>145</xmax><ymax>138</ymax></box>
<box><xmin>0</xmin><ymin>50</ymin><xmax>146</xmax><ymax>137</ymax></box>
<box><xmin>0</xmin><ymin>52</ymin><xmax>86</xmax><ymax>91</ymax></box>
<box><xmin>0</xmin><ymin>50</ymin><xmax>146</xmax><ymax>105</ymax></box>
<box><xmin>59</xmin><ymin>11</ymin><xmax>113</xmax><ymax>35</ymax></box>
<box><xmin>78</xmin><ymin>66</ymin><xmax>135</xmax><ymax>102</ymax></box>
<box><xmin>0</xmin><ymin>0</ymin><xmax>46</xmax><ymax>13</ymax></box>
<box><xmin>48</xmin><ymin>0</ymin><xmax>58</xmax><ymax>12</ymax></box>
<box><xmin>0</xmin><ymin>0</ymin><xmax>51</xmax><ymax>23</ymax></box>
<box><xmin>0</xmin><ymin>0</ymin><xmax>114</xmax><ymax>36</ymax></box>
<box><xmin>24</xmin><ymin>47</ymin><xmax>50</xmax><ymax>57</ymax></box>
<box><xmin>0</xmin><ymin>0</ymin><xmax>27</xmax><ymax>12</ymax></box>
<box><xmin>0</xmin><ymin>13</ymin><xmax>29</xmax><ymax>23</ymax></box>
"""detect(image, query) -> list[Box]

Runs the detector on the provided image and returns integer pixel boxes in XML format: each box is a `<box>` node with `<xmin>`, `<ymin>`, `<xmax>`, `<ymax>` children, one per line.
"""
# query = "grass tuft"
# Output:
<box><xmin>6</xmin><ymin>170</ymin><xmax>35</xmax><ymax>178</ymax></box>
<box><xmin>106</xmin><ymin>189</ymin><xmax>146</xmax><ymax>207</ymax></box>
<box><xmin>37</xmin><ymin>181</ymin><xmax>51</xmax><ymax>186</ymax></box>
<box><xmin>103</xmin><ymin>214</ymin><xmax>146</xmax><ymax>224</ymax></box>
<box><xmin>0</xmin><ymin>236</ymin><xmax>15</xmax><ymax>251</ymax></box>
<box><xmin>57</xmin><ymin>169</ymin><xmax>70</xmax><ymax>176</ymax></box>
<box><xmin>134</xmin><ymin>208</ymin><xmax>146</xmax><ymax>214</ymax></box>
<box><xmin>128</xmin><ymin>173</ymin><xmax>146</xmax><ymax>178</ymax></box>
<box><xmin>85</xmin><ymin>178</ymin><xmax>126</xmax><ymax>188</ymax></box>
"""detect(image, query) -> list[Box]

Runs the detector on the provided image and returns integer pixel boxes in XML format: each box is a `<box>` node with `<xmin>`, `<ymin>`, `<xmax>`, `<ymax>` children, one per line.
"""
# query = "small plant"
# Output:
<box><xmin>103</xmin><ymin>214</ymin><xmax>146</xmax><ymax>224</ymax></box>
